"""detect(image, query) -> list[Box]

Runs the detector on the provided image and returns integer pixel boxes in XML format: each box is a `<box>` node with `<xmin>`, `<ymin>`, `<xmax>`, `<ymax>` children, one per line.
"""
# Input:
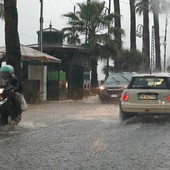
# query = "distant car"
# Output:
<box><xmin>120</xmin><ymin>73</ymin><xmax>170</xmax><ymax>121</ymax></box>
<box><xmin>99</xmin><ymin>72</ymin><xmax>134</xmax><ymax>102</ymax></box>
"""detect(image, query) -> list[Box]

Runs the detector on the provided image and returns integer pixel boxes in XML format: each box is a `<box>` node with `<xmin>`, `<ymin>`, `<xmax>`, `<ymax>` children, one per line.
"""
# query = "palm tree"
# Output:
<box><xmin>129</xmin><ymin>0</ymin><xmax>136</xmax><ymax>50</ymax></box>
<box><xmin>160</xmin><ymin>0</ymin><xmax>170</xmax><ymax>71</ymax></box>
<box><xmin>98</xmin><ymin>29</ymin><xmax>123</xmax><ymax>78</ymax></box>
<box><xmin>64</xmin><ymin>0</ymin><xmax>123</xmax><ymax>88</ymax></box>
<box><xmin>150</xmin><ymin>0</ymin><xmax>161</xmax><ymax>71</ymax></box>
<box><xmin>136</xmin><ymin>0</ymin><xmax>150</xmax><ymax>72</ymax></box>
<box><xmin>113</xmin><ymin>0</ymin><xmax>121</xmax><ymax>44</ymax></box>
<box><xmin>62</xmin><ymin>13</ymin><xmax>81</xmax><ymax>45</ymax></box>
<box><xmin>64</xmin><ymin>1</ymin><xmax>106</xmax><ymax>88</ymax></box>
<box><xmin>4</xmin><ymin>0</ymin><xmax>21</xmax><ymax>77</ymax></box>
<box><xmin>113</xmin><ymin>0</ymin><xmax>122</xmax><ymax>72</ymax></box>
<box><xmin>122</xmin><ymin>49</ymin><xmax>143</xmax><ymax>72</ymax></box>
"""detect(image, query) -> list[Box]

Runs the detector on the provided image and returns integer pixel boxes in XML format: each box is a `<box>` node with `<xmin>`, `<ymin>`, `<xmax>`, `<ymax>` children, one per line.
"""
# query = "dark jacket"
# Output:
<box><xmin>9</xmin><ymin>74</ymin><xmax>22</xmax><ymax>93</ymax></box>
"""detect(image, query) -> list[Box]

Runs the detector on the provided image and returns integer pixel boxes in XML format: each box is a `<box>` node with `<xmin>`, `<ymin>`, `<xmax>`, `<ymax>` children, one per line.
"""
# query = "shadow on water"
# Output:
<box><xmin>125</xmin><ymin>115</ymin><xmax>170</xmax><ymax>125</ymax></box>
<box><xmin>83</xmin><ymin>95</ymin><xmax>120</xmax><ymax>105</ymax></box>
<box><xmin>100</xmin><ymin>98</ymin><xmax>120</xmax><ymax>105</ymax></box>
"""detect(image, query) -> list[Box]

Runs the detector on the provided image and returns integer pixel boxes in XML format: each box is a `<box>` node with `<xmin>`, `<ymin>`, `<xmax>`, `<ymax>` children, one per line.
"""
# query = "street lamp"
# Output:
<box><xmin>136</xmin><ymin>24</ymin><xmax>143</xmax><ymax>38</ymax></box>
<box><xmin>136</xmin><ymin>24</ymin><xmax>144</xmax><ymax>70</ymax></box>
<box><xmin>160</xmin><ymin>36</ymin><xmax>167</xmax><ymax>72</ymax></box>
<box><xmin>136</xmin><ymin>24</ymin><xmax>144</xmax><ymax>54</ymax></box>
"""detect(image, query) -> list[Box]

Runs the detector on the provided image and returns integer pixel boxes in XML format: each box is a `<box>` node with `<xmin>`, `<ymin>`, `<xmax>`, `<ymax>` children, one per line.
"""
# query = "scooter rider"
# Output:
<box><xmin>0</xmin><ymin>65</ymin><xmax>22</xmax><ymax>94</ymax></box>
<box><xmin>0</xmin><ymin>65</ymin><xmax>23</xmax><ymax>125</ymax></box>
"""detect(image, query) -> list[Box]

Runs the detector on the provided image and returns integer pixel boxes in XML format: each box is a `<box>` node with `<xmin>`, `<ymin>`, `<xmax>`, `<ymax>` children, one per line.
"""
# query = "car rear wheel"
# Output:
<box><xmin>119</xmin><ymin>108</ymin><xmax>134</xmax><ymax>122</ymax></box>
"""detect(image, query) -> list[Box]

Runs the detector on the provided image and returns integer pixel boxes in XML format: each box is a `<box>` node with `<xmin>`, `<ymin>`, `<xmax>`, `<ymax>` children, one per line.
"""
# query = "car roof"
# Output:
<box><xmin>109</xmin><ymin>72</ymin><xmax>135</xmax><ymax>76</ymax></box>
<box><xmin>132</xmin><ymin>73</ymin><xmax>170</xmax><ymax>78</ymax></box>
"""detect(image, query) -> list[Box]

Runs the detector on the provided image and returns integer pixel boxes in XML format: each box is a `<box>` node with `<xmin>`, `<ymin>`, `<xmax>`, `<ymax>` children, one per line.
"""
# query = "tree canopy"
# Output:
<box><xmin>63</xmin><ymin>0</ymin><xmax>124</xmax><ymax>87</ymax></box>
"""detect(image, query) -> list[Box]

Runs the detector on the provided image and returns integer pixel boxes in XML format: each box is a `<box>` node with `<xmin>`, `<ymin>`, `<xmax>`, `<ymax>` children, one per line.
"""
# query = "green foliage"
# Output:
<box><xmin>136</xmin><ymin>0</ymin><xmax>157</xmax><ymax>14</ymax></box>
<box><xmin>63</xmin><ymin>0</ymin><xmax>124</xmax><ymax>87</ymax></box>
<box><xmin>102</xmin><ymin>64</ymin><xmax>114</xmax><ymax>75</ymax></box>
<box><xmin>62</xmin><ymin>12</ymin><xmax>82</xmax><ymax>44</ymax></box>
<box><xmin>135</xmin><ymin>0</ymin><xmax>144</xmax><ymax>15</ymax></box>
<box><xmin>63</xmin><ymin>0</ymin><xmax>124</xmax><ymax>48</ymax></box>
<box><xmin>25</xmin><ymin>89</ymin><xmax>43</xmax><ymax>104</ymax></box>
<box><xmin>122</xmin><ymin>49</ymin><xmax>143</xmax><ymax>72</ymax></box>
<box><xmin>136</xmin><ymin>0</ymin><xmax>169</xmax><ymax>14</ymax></box>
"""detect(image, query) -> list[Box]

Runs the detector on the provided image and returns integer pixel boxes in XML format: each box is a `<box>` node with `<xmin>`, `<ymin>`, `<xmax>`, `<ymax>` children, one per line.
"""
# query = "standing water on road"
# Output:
<box><xmin>0</xmin><ymin>97</ymin><xmax>170</xmax><ymax>169</ymax></box>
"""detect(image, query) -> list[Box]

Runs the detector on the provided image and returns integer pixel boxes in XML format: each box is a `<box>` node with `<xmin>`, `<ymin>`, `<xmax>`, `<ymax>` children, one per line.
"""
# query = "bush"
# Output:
<box><xmin>122</xmin><ymin>49</ymin><xmax>143</xmax><ymax>72</ymax></box>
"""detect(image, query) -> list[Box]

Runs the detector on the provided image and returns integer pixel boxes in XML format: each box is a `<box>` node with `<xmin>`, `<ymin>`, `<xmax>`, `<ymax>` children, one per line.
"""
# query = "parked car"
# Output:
<box><xmin>120</xmin><ymin>73</ymin><xmax>170</xmax><ymax>121</ymax></box>
<box><xmin>99</xmin><ymin>72</ymin><xmax>134</xmax><ymax>102</ymax></box>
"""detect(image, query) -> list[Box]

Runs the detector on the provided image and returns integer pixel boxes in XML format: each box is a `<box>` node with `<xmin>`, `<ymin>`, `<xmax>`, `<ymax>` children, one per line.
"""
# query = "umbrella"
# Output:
<box><xmin>0</xmin><ymin>45</ymin><xmax>61</xmax><ymax>63</ymax></box>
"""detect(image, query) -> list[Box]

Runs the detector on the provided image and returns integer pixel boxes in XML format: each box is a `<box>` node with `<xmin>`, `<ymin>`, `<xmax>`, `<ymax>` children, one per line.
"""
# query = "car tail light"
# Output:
<box><xmin>167</xmin><ymin>95</ymin><xmax>170</xmax><ymax>102</ymax></box>
<box><xmin>123</xmin><ymin>92</ymin><xmax>128</xmax><ymax>101</ymax></box>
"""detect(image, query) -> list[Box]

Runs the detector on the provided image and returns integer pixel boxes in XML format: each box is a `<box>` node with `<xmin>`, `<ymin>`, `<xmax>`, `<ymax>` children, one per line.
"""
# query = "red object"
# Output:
<box><xmin>167</xmin><ymin>95</ymin><xmax>170</xmax><ymax>102</ymax></box>
<box><xmin>123</xmin><ymin>93</ymin><xmax>129</xmax><ymax>101</ymax></box>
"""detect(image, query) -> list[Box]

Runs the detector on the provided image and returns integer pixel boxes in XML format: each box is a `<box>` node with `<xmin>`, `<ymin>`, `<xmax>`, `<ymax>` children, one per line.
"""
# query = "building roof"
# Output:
<box><xmin>37</xmin><ymin>23</ymin><xmax>62</xmax><ymax>33</ymax></box>
<box><xmin>28</xmin><ymin>44</ymin><xmax>90</xmax><ymax>53</ymax></box>
<box><xmin>132</xmin><ymin>73</ymin><xmax>170</xmax><ymax>78</ymax></box>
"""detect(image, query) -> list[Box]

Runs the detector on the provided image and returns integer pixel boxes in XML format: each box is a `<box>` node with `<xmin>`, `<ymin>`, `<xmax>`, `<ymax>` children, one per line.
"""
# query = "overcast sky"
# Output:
<box><xmin>0</xmin><ymin>0</ymin><xmax>169</xmax><ymax>79</ymax></box>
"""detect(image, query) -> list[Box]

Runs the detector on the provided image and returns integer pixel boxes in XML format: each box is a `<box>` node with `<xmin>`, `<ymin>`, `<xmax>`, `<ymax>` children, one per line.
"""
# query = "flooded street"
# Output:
<box><xmin>1</xmin><ymin>97</ymin><xmax>170</xmax><ymax>170</ymax></box>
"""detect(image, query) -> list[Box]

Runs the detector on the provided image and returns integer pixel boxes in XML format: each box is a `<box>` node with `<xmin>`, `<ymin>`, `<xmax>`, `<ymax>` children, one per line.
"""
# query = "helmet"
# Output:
<box><xmin>6</xmin><ymin>65</ymin><xmax>14</xmax><ymax>74</ymax></box>
<box><xmin>0</xmin><ymin>65</ymin><xmax>14</xmax><ymax>74</ymax></box>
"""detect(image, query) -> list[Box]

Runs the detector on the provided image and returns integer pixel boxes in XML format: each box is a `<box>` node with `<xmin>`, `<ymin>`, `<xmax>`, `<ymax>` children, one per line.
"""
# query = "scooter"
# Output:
<box><xmin>0</xmin><ymin>83</ymin><xmax>22</xmax><ymax>126</ymax></box>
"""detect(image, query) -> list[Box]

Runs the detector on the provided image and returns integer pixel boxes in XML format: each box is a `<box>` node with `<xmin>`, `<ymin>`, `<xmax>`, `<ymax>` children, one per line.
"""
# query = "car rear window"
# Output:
<box><xmin>129</xmin><ymin>77</ymin><xmax>170</xmax><ymax>89</ymax></box>
<box><xmin>105</xmin><ymin>73</ymin><xmax>132</xmax><ymax>86</ymax></box>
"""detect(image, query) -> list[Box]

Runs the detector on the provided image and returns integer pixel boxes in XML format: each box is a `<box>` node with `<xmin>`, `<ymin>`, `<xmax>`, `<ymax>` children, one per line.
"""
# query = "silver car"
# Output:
<box><xmin>119</xmin><ymin>73</ymin><xmax>170</xmax><ymax>121</ymax></box>
<box><xmin>99</xmin><ymin>72</ymin><xmax>134</xmax><ymax>102</ymax></box>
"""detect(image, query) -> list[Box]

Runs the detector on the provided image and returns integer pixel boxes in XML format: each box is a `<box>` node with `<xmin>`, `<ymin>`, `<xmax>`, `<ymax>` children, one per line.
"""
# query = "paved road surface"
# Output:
<box><xmin>0</xmin><ymin>97</ymin><xmax>170</xmax><ymax>170</ymax></box>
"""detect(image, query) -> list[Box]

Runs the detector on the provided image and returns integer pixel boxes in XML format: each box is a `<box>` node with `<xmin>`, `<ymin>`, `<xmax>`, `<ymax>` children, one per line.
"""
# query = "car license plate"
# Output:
<box><xmin>111</xmin><ymin>94</ymin><xmax>118</xmax><ymax>98</ymax></box>
<box><xmin>138</xmin><ymin>94</ymin><xmax>157</xmax><ymax>100</ymax></box>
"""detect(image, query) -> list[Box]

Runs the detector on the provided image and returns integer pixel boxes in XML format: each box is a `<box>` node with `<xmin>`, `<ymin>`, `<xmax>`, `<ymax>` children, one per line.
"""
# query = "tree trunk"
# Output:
<box><xmin>68</xmin><ymin>56</ymin><xmax>74</xmax><ymax>99</ymax></box>
<box><xmin>91</xmin><ymin>57</ymin><xmax>98</xmax><ymax>88</ymax></box>
<box><xmin>113</xmin><ymin>0</ymin><xmax>121</xmax><ymax>42</ymax></box>
<box><xmin>114</xmin><ymin>59</ymin><xmax>122</xmax><ymax>72</ymax></box>
<box><xmin>130</xmin><ymin>0</ymin><xmax>136</xmax><ymax>50</ymax></box>
<box><xmin>153</xmin><ymin>1</ymin><xmax>161</xmax><ymax>72</ymax></box>
<box><xmin>113</xmin><ymin>0</ymin><xmax>122</xmax><ymax>72</ymax></box>
<box><xmin>4</xmin><ymin>0</ymin><xmax>21</xmax><ymax>77</ymax></box>
<box><xmin>142</xmin><ymin>0</ymin><xmax>150</xmax><ymax>72</ymax></box>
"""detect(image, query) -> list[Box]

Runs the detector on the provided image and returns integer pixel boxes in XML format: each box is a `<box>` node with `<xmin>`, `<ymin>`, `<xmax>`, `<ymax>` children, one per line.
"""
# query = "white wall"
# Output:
<box><xmin>28</xmin><ymin>65</ymin><xmax>47</xmax><ymax>100</ymax></box>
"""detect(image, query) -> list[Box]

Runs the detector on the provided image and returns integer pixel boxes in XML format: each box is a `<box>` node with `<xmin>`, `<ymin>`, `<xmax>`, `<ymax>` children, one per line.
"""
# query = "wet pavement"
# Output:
<box><xmin>1</xmin><ymin>96</ymin><xmax>170</xmax><ymax>169</ymax></box>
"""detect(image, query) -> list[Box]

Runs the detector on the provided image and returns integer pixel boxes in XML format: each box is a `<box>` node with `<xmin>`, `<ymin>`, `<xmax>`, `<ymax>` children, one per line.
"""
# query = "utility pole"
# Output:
<box><xmin>40</xmin><ymin>0</ymin><xmax>43</xmax><ymax>52</ymax></box>
<box><xmin>109</xmin><ymin>0</ymin><xmax>111</xmax><ymax>14</ymax></box>
<box><xmin>39</xmin><ymin>0</ymin><xmax>47</xmax><ymax>101</ymax></box>
<box><xmin>74</xmin><ymin>5</ymin><xmax>76</xmax><ymax>14</ymax></box>
<box><xmin>164</xmin><ymin>14</ymin><xmax>168</xmax><ymax>72</ymax></box>
<box><xmin>150</xmin><ymin>26</ymin><xmax>155</xmax><ymax>73</ymax></box>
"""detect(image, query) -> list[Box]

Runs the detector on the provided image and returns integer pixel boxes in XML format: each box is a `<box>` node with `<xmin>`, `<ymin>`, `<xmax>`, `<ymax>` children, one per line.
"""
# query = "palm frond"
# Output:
<box><xmin>62</xmin><ymin>0</ymin><xmax>124</xmax><ymax>52</ymax></box>
<box><xmin>63</xmin><ymin>12</ymin><xmax>79</xmax><ymax>21</ymax></box>
<box><xmin>136</xmin><ymin>1</ymin><xmax>144</xmax><ymax>15</ymax></box>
